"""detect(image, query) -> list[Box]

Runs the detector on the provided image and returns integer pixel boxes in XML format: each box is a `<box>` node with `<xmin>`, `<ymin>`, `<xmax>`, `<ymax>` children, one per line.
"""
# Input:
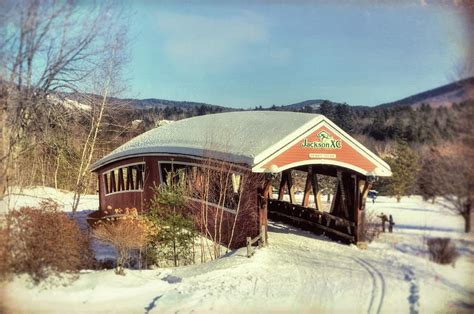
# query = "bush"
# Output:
<box><xmin>0</xmin><ymin>201</ymin><xmax>94</xmax><ymax>283</ymax></box>
<box><xmin>92</xmin><ymin>209</ymin><xmax>156</xmax><ymax>275</ymax></box>
<box><xmin>427</xmin><ymin>238</ymin><xmax>460</xmax><ymax>265</ymax></box>
<box><xmin>359</xmin><ymin>210</ymin><xmax>381</xmax><ymax>243</ymax></box>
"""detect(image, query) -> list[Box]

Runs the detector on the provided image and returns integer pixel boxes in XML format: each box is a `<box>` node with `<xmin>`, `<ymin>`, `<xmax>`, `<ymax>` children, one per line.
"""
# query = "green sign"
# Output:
<box><xmin>301</xmin><ymin>131</ymin><xmax>342</xmax><ymax>149</ymax></box>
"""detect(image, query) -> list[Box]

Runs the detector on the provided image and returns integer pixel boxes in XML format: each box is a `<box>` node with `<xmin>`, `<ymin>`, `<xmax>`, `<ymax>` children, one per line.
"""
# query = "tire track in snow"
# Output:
<box><xmin>353</xmin><ymin>257</ymin><xmax>385</xmax><ymax>314</ymax></box>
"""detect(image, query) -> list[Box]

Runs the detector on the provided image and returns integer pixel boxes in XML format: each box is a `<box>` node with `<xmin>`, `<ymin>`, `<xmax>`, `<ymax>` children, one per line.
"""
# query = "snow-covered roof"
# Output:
<box><xmin>90</xmin><ymin>111</ymin><xmax>391</xmax><ymax>176</ymax></box>
<box><xmin>91</xmin><ymin>111</ymin><xmax>317</xmax><ymax>169</ymax></box>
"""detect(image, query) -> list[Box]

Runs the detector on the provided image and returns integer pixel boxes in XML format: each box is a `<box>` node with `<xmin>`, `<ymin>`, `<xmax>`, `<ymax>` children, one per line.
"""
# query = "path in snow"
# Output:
<box><xmin>352</xmin><ymin>257</ymin><xmax>385</xmax><ymax>314</ymax></box>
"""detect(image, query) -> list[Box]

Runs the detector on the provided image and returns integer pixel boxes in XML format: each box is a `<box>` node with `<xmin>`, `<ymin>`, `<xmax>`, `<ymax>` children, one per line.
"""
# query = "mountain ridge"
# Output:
<box><xmin>115</xmin><ymin>76</ymin><xmax>474</xmax><ymax>111</ymax></box>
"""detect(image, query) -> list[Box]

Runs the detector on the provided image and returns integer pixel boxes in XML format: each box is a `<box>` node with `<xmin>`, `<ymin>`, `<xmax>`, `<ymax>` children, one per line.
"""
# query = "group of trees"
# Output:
<box><xmin>0</xmin><ymin>0</ymin><xmax>130</xmax><ymax>205</ymax></box>
<box><xmin>255</xmin><ymin>100</ymin><xmax>462</xmax><ymax>144</ymax></box>
<box><xmin>376</xmin><ymin>135</ymin><xmax>472</xmax><ymax>232</ymax></box>
<box><xmin>299</xmin><ymin>101</ymin><xmax>460</xmax><ymax>143</ymax></box>
<box><xmin>129</xmin><ymin>103</ymin><xmax>228</xmax><ymax>127</ymax></box>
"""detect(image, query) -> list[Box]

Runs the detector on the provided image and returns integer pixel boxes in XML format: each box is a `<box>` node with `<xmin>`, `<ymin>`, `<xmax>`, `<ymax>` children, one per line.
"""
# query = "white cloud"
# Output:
<box><xmin>154</xmin><ymin>10</ymin><xmax>277</xmax><ymax>72</ymax></box>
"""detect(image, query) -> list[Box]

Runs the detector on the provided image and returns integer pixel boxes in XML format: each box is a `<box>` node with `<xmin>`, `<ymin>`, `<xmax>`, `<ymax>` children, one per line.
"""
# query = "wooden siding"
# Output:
<box><xmin>262</xmin><ymin>125</ymin><xmax>377</xmax><ymax>173</ymax></box>
<box><xmin>94</xmin><ymin>155</ymin><xmax>261</xmax><ymax>249</ymax></box>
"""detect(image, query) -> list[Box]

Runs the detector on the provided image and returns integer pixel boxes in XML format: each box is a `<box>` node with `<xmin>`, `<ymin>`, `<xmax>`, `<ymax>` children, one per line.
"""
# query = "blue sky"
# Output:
<box><xmin>122</xmin><ymin>1</ymin><xmax>467</xmax><ymax>108</ymax></box>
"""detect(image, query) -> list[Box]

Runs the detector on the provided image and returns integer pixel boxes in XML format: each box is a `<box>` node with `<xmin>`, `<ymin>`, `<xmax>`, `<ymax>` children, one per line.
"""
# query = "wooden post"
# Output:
<box><xmin>312</xmin><ymin>172</ymin><xmax>321</xmax><ymax>211</ymax></box>
<box><xmin>246</xmin><ymin>237</ymin><xmax>251</xmax><ymax>257</ymax></box>
<box><xmin>359</xmin><ymin>180</ymin><xmax>371</xmax><ymax>211</ymax></box>
<box><xmin>260</xmin><ymin>225</ymin><xmax>267</xmax><ymax>246</ymax></box>
<box><xmin>356</xmin><ymin>179</ymin><xmax>371</xmax><ymax>243</ymax></box>
<box><xmin>118</xmin><ymin>168</ymin><xmax>125</xmax><ymax>191</ymax></box>
<box><xmin>337</xmin><ymin>170</ymin><xmax>350</xmax><ymax>219</ymax></box>
<box><xmin>103</xmin><ymin>173</ymin><xmax>109</xmax><ymax>194</ymax></box>
<box><xmin>278</xmin><ymin>171</ymin><xmax>287</xmax><ymax>201</ymax></box>
<box><xmin>302</xmin><ymin>166</ymin><xmax>321</xmax><ymax>210</ymax></box>
<box><xmin>260</xmin><ymin>176</ymin><xmax>272</xmax><ymax>244</ymax></box>
<box><xmin>278</xmin><ymin>170</ymin><xmax>295</xmax><ymax>203</ymax></box>
<box><xmin>126</xmin><ymin>166</ymin><xmax>133</xmax><ymax>190</ymax></box>
<box><xmin>110</xmin><ymin>170</ymin><xmax>116</xmax><ymax>193</ymax></box>
<box><xmin>330</xmin><ymin>181</ymin><xmax>339</xmax><ymax>214</ymax></box>
<box><xmin>302</xmin><ymin>167</ymin><xmax>312</xmax><ymax>207</ymax></box>
<box><xmin>286</xmin><ymin>170</ymin><xmax>295</xmax><ymax>204</ymax></box>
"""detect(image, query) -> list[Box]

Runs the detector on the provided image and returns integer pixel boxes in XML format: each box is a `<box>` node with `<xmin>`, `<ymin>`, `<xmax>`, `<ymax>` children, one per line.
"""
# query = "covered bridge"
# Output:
<box><xmin>89</xmin><ymin>111</ymin><xmax>391</xmax><ymax>248</ymax></box>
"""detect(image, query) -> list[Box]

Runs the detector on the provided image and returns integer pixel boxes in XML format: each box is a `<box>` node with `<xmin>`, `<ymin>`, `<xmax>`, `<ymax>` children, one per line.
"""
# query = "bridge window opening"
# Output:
<box><xmin>159</xmin><ymin>161</ymin><xmax>244</xmax><ymax>213</ymax></box>
<box><xmin>103</xmin><ymin>163</ymin><xmax>145</xmax><ymax>195</ymax></box>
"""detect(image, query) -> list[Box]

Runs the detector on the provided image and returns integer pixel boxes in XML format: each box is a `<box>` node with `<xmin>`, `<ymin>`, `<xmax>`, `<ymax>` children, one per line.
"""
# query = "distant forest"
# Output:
<box><xmin>126</xmin><ymin>100</ymin><xmax>469</xmax><ymax>145</ymax></box>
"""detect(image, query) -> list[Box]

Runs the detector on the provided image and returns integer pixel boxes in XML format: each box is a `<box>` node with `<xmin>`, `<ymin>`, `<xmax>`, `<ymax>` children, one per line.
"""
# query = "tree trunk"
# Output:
<box><xmin>54</xmin><ymin>152</ymin><xmax>61</xmax><ymax>189</ymax></box>
<box><xmin>0</xmin><ymin>87</ymin><xmax>10</xmax><ymax>200</ymax></box>
<box><xmin>463</xmin><ymin>204</ymin><xmax>471</xmax><ymax>233</ymax></box>
<box><xmin>396</xmin><ymin>195</ymin><xmax>401</xmax><ymax>203</ymax></box>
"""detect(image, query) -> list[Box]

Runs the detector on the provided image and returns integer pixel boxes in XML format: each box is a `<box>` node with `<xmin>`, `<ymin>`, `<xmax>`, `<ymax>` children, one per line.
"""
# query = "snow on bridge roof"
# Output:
<box><xmin>90</xmin><ymin>111</ymin><xmax>391</xmax><ymax>176</ymax></box>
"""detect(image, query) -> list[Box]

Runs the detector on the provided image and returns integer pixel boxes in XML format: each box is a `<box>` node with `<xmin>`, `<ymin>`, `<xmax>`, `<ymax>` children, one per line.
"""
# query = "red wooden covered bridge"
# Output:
<box><xmin>89</xmin><ymin>111</ymin><xmax>391</xmax><ymax>248</ymax></box>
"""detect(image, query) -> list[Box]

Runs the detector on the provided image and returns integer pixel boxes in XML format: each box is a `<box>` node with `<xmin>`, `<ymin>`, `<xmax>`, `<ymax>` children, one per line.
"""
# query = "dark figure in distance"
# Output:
<box><xmin>388</xmin><ymin>214</ymin><xmax>395</xmax><ymax>233</ymax></box>
<box><xmin>377</xmin><ymin>212</ymin><xmax>388</xmax><ymax>232</ymax></box>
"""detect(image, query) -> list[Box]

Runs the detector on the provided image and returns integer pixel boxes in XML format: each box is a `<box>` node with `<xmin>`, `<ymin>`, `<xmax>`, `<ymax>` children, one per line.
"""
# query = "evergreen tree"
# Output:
<box><xmin>368</xmin><ymin>112</ymin><xmax>387</xmax><ymax>141</ymax></box>
<box><xmin>417</xmin><ymin>151</ymin><xmax>440</xmax><ymax>202</ymax></box>
<box><xmin>147</xmin><ymin>170</ymin><xmax>197</xmax><ymax>267</ymax></box>
<box><xmin>380</xmin><ymin>141</ymin><xmax>420</xmax><ymax>202</ymax></box>
<box><xmin>390</xmin><ymin>115</ymin><xmax>405</xmax><ymax>141</ymax></box>
<box><xmin>334</xmin><ymin>103</ymin><xmax>354</xmax><ymax>132</ymax></box>
<box><xmin>319</xmin><ymin>101</ymin><xmax>335</xmax><ymax>120</ymax></box>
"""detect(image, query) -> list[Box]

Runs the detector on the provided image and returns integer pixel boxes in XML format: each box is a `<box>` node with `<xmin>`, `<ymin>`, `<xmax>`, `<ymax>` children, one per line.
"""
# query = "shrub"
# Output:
<box><xmin>427</xmin><ymin>237</ymin><xmax>460</xmax><ymax>265</ymax></box>
<box><xmin>0</xmin><ymin>201</ymin><xmax>94</xmax><ymax>283</ymax></box>
<box><xmin>359</xmin><ymin>210</ymin><xmax>381</xmax><ymax>243</ymax></box>
<box><xmin>92</xmin><ymin>209</ymin><xmax>156</xmax><ymax>275</ymax></box>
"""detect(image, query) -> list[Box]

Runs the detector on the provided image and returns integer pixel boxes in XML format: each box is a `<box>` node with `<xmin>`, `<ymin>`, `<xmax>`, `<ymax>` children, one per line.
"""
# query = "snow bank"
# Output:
<box><xmin>0</xmin><ymin>186</ymin><xmax>98</xmax><ymax>214</ymax></box>
<box><xmin>1</xmin><ymin>190</ymin><xmax>473</xmax><ymax>313</ymax></box>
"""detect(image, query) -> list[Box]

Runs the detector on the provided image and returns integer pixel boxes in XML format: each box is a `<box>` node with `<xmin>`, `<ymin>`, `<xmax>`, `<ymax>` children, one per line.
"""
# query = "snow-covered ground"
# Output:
<box><xmin>1</xmin><ymin>188</ymin><xmax>473</xmax><ymax>313</ymax></box>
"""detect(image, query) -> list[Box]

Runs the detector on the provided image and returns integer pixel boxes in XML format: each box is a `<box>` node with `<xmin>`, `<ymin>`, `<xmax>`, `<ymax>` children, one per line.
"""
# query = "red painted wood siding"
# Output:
<box><xmin>262</xmin><ymin>126</ymin><xmax>376</xmax><ymax>173</ymax></box>
<box><xmin>94</xmin><ymin>155</ymin><xmax>260</xmax><ymax>248</ymax></box>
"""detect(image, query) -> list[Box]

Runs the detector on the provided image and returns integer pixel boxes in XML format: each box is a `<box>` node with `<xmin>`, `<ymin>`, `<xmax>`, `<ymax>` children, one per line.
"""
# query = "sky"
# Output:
<box><xmin>120</xmin><ymin>1</ymin><xmax>468</xmax><ymax>108</ymax></box>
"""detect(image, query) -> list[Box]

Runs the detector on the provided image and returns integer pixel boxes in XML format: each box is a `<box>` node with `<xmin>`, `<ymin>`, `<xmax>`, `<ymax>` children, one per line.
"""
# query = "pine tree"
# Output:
<box><xmin>382</xmin><ymin>141</ymin><xmax>420</xmax><ymax>202</ymax></box>
<box><xmin>319</xmin><ymin>101</ymin><xmax>335</xmax><ymax>120</ymax></box>
<box><xmin>334</xmin><ymin>104</ymin><xmax>354</xmax><ymax>132</ymax></box>
<box><xmin>147</xmin><ymin>169</ymin><xmax>197</xmax><ymax>267</ymax></box>
<box><xmin>390</xmin><ymin>115</ymin><xmax>405</xmax><ymax>141</ymax></box>
<box><xmin>417</xmin><ymin>151</ymin><xmax>440</xmax><ymax>202</ymax></box>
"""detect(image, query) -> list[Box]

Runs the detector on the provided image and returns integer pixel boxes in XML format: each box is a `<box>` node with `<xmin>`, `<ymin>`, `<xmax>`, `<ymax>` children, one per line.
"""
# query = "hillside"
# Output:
<box><xmin>278</xmin><ymin>99</ymin><xmax>338</xmax><ymax>111</ymax></box>
<box><xmin>63</xmin><ymin>93</ymin><xmax>231</xmax><ymax>112</ymax></box>
<box><xmin>377</xmin><ymin>77</ymin><xmax>474</xmax><ymax>109</ymax></box>
<box><xmin>113</xmin><ymin>97</ymin><xmax>230</xmax><ymax>111</ymax></box>
<box><xmin>58</xmin><ymin>76</ymin><xmax>474</xmax><ymax>113</ymax></box>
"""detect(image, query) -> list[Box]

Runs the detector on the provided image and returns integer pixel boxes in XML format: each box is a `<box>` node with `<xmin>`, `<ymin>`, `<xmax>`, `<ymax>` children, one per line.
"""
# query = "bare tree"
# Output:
<box><xmin>0</xmin><ymin>0</ymin><xmax>125</xmax><ymax>200</ymax></box>
<box><xmin>434</xmin><ymin>153</ymin><xmax>473</xmax><ymax>233</ymax></box>
<box><xmin>71</xmin><ymin>27</ymin><xmax>128</xmax><ymax>213</ymax></box>
<box><xmin>423</xmin><ymin>99</ymin><xmax>474</xmax><ymax>233</ymax></box>
<box><xmin>181</xmin><ymin>154</ymin><xmax>263</xmax><ymax>260</ymax></box>
<box><xmin>430</xmin><ymin>1</ymin><xmax>474</xmax><ymax>232</ymax></box>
